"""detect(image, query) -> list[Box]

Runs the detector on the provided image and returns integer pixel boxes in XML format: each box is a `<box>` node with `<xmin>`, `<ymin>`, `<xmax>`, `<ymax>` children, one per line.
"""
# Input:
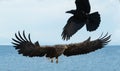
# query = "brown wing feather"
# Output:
<box><xmin>12</xmin><ymin>31</ymin><xmax>47</xmax><ymax>57</ymax></box>
<box><xmin>63</xmin><ymin>33</ymin><xmax>111</xmax><ymax>56</ymax></box>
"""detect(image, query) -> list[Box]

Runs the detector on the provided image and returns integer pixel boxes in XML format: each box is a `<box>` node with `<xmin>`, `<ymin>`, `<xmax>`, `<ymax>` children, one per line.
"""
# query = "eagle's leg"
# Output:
<box><xmin>47</xmin><ymin>57</ymin><xmax>50</xmax><ymax>60</ymax></box>
<box><xmin>51</xmin><ymin>58</ymin><xmax>54</xmax><ymax>63</ymax></box>
<box><xmin>56</xmin><ymin>57</ymin><xmax>58</xmax><ymax>63</ymax></box>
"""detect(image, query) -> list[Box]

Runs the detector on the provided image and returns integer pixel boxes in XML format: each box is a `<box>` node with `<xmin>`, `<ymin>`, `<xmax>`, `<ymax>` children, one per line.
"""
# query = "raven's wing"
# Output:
<box><xmin>75</xmin><ymin>0</ymin><xmax>90</xmax><ymax>13</ymax></box>
<box><xmin>63</xmin><ymin>33</ymin><xmax>111</xmax><ymax>56</ymax></box>
<box><xmin>12</xmin><ymin>31</ymin><xmax>47</xmax><ymax>57</ymax></box>
<box><xmin>86</xmin><ymin>12</ymin><xmax>101</xmax><ymax>31</ymax></box>
<box><xmin>61</xmin><ymin>16</ymin><xmax>85</xmax><ymax>40</ymax></box>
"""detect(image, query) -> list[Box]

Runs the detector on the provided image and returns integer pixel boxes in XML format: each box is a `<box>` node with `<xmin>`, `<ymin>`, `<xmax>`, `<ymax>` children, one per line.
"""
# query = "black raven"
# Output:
<box><xmin>62</xmin><ymin>0</ymin><xmax>101</xmax><ymax>40</ymax></box>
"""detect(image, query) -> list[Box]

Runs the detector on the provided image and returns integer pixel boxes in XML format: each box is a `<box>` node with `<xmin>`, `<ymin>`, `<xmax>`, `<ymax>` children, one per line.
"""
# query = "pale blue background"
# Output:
<box><xmin>0</xmin><ymin>0</ymin><xmax>120</xmax><ymax>45</ymax></box>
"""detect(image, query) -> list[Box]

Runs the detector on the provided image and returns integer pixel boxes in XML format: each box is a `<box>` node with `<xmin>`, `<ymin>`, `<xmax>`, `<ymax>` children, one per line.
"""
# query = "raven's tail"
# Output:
<box><xmin>86</xmin><ymin>12</ymin><xmax>101</xmax><ymax>31</ymax></box>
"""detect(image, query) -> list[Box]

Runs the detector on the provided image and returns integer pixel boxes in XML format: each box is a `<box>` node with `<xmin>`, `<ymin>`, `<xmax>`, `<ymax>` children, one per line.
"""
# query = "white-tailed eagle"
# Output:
<box><xmin>12</xmin><ymin>31</ymin><xmax>111</xmax><ymax>63</ymax></box>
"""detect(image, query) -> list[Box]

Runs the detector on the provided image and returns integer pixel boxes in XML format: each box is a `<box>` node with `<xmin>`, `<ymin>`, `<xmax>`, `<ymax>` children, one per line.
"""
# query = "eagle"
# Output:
<box><xmin>62</xmin><ymin>0</ymin><xmax>101</xmax><ymax>40</ymax></box>
<box><xmin>12</xmin><ymin>31</ymin><xmax>111</xmax><ymax>63</ymax></box>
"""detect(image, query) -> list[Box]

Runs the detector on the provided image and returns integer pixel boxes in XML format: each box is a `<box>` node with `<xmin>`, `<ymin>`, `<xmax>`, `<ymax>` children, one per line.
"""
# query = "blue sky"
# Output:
<box><xmin>0</xmin><ymin>0</ymin><xmax>120</xmax><ymax>45</ymax></box>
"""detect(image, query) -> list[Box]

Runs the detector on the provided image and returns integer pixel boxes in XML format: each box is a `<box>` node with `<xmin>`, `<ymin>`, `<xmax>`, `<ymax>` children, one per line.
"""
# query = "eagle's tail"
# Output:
<box><xmin>86</xmin><ymin>12</ymin><xmax>101</xmax><ymax>31</ymax></box>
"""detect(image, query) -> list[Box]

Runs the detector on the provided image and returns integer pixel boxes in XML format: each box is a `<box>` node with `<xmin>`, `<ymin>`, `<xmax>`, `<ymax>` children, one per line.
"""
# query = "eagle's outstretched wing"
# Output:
<box><xmin>61</xmin><ymin>16</ymin><xmax>85</xmax><ymax>40</ymax></box>
<box><xmin>75</xmin><ymin>0</ymin><xmax>90</xmax><ymax>13</ymax></box>
<box><xmin>12</xmin><ymin>31</ymin><xmax>47</xmax><ymax>57</ymax></box>
<box><xmin>12</xmin><ymin>31</ymin><xmax>111</xmax><ymax>58</ymax></box>
<box><xmin>63</xmin><ymin>33</ymin><xmax>111</xmax><ymax>56</ymax></box>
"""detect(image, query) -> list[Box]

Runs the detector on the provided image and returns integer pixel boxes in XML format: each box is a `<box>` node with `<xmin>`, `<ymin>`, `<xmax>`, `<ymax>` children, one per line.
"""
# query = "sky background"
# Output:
<box><xmin>0</xmin><ymin>0</ymin><xmax>120</xmax><ymax>45</ymax></box>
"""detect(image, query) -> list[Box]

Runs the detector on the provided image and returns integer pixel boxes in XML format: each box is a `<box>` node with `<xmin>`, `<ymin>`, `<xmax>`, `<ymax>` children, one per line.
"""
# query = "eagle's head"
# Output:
<box><xmin>64</xmin><ymin>45</ymin><xmax>68</xmax><ymax>49</ymax></box>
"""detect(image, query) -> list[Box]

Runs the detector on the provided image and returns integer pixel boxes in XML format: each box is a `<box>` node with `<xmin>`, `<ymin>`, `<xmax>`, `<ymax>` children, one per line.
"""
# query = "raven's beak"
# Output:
<box><xmin>66</xmin><ymin>10</ymin><xmax>76</xmax><ymax>14</ymax></box>
<box><xmin>66</xmin><ymin>11</ymin><xmax>71</xmax><ymax>13</ymax></box>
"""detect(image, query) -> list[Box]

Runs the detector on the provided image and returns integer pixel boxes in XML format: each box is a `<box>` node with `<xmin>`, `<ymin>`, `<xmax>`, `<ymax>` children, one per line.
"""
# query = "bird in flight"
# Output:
<box><xmin>62</xmin><ymin>0</ymin><xmax>101</xmax><ymax>40</ymax></box>
<box><xmin>12</xmin><ymin>31</ymin><xmax>110</xmax><ymax>63</ymax></box>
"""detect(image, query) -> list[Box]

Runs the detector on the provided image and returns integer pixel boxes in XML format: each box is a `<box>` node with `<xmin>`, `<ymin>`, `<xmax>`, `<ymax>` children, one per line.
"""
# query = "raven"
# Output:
<box><xmin>62</xmin><ymin>0</ymin><xmax>101</xmax><ymax>40</ymax></box>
